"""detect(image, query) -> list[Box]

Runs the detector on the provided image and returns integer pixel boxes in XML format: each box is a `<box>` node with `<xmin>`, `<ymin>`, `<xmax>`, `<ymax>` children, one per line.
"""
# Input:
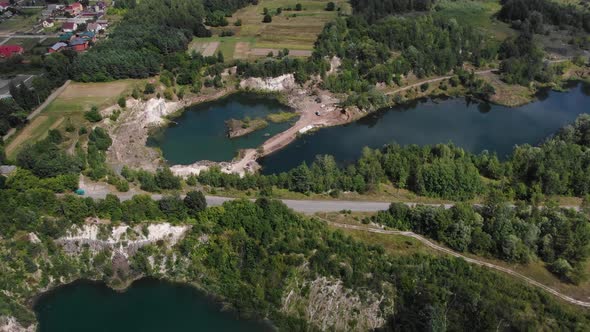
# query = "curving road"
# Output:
<box><xmin>325</xmin><ymin>220</ymin><xmax>590</xmax><ymax>308</ymax></box>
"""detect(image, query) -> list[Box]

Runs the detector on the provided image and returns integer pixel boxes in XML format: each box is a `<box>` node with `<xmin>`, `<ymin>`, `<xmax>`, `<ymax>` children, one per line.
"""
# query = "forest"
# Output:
<box><xmin>498</xmin><ymin>0</ymin><xmax>590</xmax><ymax>33</ymax></box>
<box><xmin>1</xmin><ymin>180</ymin><xmax>590</xmax><ymax>330</ymax></box>
<box><xmin>372</xmin><ymin>193</ymin><xmax>590</xmax><ymax>283</ymax></box>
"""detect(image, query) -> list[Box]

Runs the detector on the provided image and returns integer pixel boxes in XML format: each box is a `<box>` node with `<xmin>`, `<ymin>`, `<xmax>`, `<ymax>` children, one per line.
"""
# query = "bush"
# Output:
<box><xmin>117</xmin><ymin>96</ymin><xmax>126</xmax><ymax>108</ymax></box>
<box><xmin>234</xmin><ymin>19</ymin><xmax>242</xmax><ymax>26</ymax></box>
<box><xmin>325</xmin><ymin>2</ymin><xmax>335</xmax><ymax>11</ymax></box>
<box><xmin>163</xmin><ymin>88</ymin><xmax>174</xmax><ymax>100</ymax></box>
<box><xmin>262</xmin><ymin>14</ymin><xmax>272</xmax><ymax>23</ymax></box>
<box><xmin>144</xmin><ymin>83</ymin><xmax>155</xmax><ymax>95</ymax></box>
<box><xmin>84</xmin><ymin>106</ymin><xmax>102</xmax><ymax>123</ymax></box>
<box><xmin>220</xmin><ymin>30</ymin><xmax>235</xmax><ymax>37</ymax></box>
<box><xmin>295</xmin><ymin>3</ymin><xmax>302</xmax><ymax>11</ymax></box>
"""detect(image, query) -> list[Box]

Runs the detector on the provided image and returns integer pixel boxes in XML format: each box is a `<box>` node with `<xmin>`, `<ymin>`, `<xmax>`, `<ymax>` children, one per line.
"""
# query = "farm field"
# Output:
<box><xmin>189</xmin><ymin>0</ymin><xmax>349</xmax><ymax>60</ymax></box>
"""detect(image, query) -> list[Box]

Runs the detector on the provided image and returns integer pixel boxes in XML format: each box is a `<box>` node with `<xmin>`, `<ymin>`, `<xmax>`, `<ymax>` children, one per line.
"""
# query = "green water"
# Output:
<box><xmin>34</xmin><ymin>279</ymin><xmax>272</xmax><ymax>332</ymax></box>
<box><xmin>148</xmin><ymin>93</ymin><xmax>294</xmax><ymax>165</ymax></box>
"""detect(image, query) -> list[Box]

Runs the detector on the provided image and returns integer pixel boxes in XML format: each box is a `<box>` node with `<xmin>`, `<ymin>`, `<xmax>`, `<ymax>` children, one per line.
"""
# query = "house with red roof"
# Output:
<box><xmin>65</xmin><ymin>2</ymin><xmax>83</xmax><ymax>15</ymax></box>
<box><xmin>69</xmin><ymin>38</ymin><xmax>88</xmax><ymax>52</ymax></box>
<box><xmin>0</xmin><ymin>45</ymin><xmax>24</xmax><ymax>58</ymax></box>
<box><xmin>61</xmin><ymin>22</ymin><xmax>77</xmax><ymax>32</ymax></box>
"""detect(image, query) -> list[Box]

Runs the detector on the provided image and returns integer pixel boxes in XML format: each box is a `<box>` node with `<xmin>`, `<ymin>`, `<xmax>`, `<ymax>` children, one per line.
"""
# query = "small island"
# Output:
<box><xmin>225</xmin><ymin>116</ymin><xmax>268</xmax><ymax>138</ymax></box>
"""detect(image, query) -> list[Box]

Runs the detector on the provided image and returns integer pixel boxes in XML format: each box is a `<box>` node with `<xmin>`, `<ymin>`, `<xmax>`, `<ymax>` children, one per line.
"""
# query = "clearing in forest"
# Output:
<box><xmin>191</xmin><ymin>0</ymin><xmax>349</xmax><ymax>60</ymax></box>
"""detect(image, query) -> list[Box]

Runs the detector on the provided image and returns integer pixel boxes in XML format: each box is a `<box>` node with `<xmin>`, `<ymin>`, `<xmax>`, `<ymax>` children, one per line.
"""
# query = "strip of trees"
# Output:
<box><xmin>195</xmin><ymin>114</ymin><xmax>590</xmax><ymax>201</ymax></box>
<box><xmin>498</xmin><ymin>0</ymin><xmax>590</xmax><ymax>33</ymax></box>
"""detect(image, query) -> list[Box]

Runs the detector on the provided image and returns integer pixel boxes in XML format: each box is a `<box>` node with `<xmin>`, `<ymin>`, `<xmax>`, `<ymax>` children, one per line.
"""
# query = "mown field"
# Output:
<box><xmin>189</xmin><ymin>0</ymin><xmax>350</xmax><ymax>60</ymax></box>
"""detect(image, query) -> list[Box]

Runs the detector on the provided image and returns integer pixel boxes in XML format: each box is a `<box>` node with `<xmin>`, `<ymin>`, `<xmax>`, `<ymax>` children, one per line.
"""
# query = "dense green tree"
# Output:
<box><xmin>184</xmin><ymin>190</ymin><xmax>207</xmax><ymax>215</ymax></box>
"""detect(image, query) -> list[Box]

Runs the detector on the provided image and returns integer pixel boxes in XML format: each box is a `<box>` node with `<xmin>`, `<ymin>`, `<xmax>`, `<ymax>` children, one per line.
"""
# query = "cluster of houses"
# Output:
<box><xmin>42</xmin><ymin>2</ymin><xmax>109</xmax><ymax>54</ymax></box>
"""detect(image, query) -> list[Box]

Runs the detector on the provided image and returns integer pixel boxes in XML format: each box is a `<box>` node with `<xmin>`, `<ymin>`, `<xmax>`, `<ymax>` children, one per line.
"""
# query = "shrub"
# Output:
<box><xmin>84</xmin><ymin>106</ymin><xmax>102</xmax><ymax>123</ymax></box>
<box><xmin>144</xmin><ymin>83</ymin><xmax>155</xmax><ymax>94</ymax></box>
<box><xmin>325</xmin><ymin>2</ymin><xmax>335</xmax><ymax>11</ymax></box>
<box><xmin>117</xmin><ymin>96</ymin><xmax>126</xmax><ymax>108</ymax></box>
<box><xmin>263</xmin><ymin>14</ymin><xmax>272</xmax><ymax>23</ymax></box>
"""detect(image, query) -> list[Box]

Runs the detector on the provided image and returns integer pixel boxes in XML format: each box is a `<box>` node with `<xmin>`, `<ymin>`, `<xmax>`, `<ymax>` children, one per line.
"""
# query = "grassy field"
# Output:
<box><xmin>190</xmin><ymin>0</ymin><xmax>349</xmax><ymax>60</ymax></box>
<box><xmin>44</xmin><ymin>80</ymin><xmax>140</xmax><ymax>114</ymax></box>
<box><xmin>6</xmin><ymin>80</ymin><xmax>142</xmax><ymax>159</ymax></box>
<box><xmin>0</xmin><ymin>9</ymin><xmax>42</xmax><ymax>34</ymax></box>
<box><xmin>3</xmin><ymin>37</ymin><xmax>42</xmax><ymax>51</ymax></box>
<box><xmin>434</xmin><ymin>0</ymin><xmax>515</xmax><ymax>41</ymax></box>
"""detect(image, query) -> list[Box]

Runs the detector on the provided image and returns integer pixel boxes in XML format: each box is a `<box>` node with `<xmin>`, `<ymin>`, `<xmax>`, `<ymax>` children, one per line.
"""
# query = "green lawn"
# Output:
<box><xmin>0</xmin><ymin>9</ymin><xmax>42</xmax><ymax>34</ymax></box>
<box><xmin>434</xmin><ymin>0</ymin><xmax>515</xmax><ymax>41</ymax></box>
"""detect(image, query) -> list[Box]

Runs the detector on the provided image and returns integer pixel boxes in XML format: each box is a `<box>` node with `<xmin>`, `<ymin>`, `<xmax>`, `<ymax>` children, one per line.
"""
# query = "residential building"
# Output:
<box><xmin>61</xmin><ymin>22</ymin><xmax>77</xmax><ymax>33</ymax></box>
<box><xmin>87</xmin><ymin>22</ymin><xmax>105</xmax><ymax>33</ymax></box>
<box><xmin>42</xmin><ymin>19</ymin><xmax>54</xmax><ymax>28</ymax></box>
<box><xmin>69</xmin><ymin>38</ymin><xmax>89</xmax><ymax>52</ymax></box>
<box><xmin>48</xmin><ymin>42</ymin><xmax>67</xmax><ymax>53</ymax></box>
<box><xmin>65</xmin><ymin>2</ymin><xmax>83</xmax><ymax>15</ymax></box>
<box><xmin>78</xmin><ymin>31</ymin><xmax>96</xmax><ymax>42</ymax></box>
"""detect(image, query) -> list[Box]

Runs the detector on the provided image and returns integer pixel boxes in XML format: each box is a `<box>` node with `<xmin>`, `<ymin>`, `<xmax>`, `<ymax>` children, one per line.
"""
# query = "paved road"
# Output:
<box><xmin>83</xmin><ymin>189</ymin><xmax>580</xmax><ymax>214</ymax></box>
<box><xmin>326</xmin><ymin>220</ymin><xmax>590</xmax><ymax>308</ymax></box>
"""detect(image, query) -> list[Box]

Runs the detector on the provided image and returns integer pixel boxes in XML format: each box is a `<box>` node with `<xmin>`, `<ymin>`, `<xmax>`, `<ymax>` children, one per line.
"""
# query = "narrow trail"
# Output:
<box><xmin>3</xmin><ymin>80</ymin><xmax>71</xmax><ymax>142</ymax></box>
<box><xmin>384</xmin><ymin>69</ymin><xmax>497</xmax><ymax>95</ymax></box>
<box><xmin>325</xmin><ymin>220</ymin><xmax>590</xmax><ymax>308</ymax></box>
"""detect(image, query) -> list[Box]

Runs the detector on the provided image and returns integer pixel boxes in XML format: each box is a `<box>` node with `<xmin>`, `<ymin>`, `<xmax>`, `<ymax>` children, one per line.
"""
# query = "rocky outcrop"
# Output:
<box><xmin>240</xmin><ymin>74</ymin><xmax>296</xmax><ymax>91</ymax></box>
<box><xmin>282</xmin><ymin>276</ymin><xmax>394</xmax><ymax>331</ymax></box>
<box><xmin>58</xmin><ymin>223</ymin><xmax>189</xmax><ymax>257</ymax></box>
<box><xmin>0</xmin><ymin>317</ymin><xmax>35</xmax><ymax>332</ymax></box>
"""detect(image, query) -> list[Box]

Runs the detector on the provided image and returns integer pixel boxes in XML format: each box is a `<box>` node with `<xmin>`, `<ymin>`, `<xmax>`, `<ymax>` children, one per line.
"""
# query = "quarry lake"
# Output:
<box><xmin>34</xmin><ymin>279</ymin><xmax>272</xmax><ymax>332</ymax></box>
<box><xmin>148</xmin><ymin>92</ymin><xmax>294</xmax><ymax>165</ymax></box>
<box><xmin>260</xmin><ymin>82</ymin><xmax>590</xmax><ymax>174</ymax></box>
<box><xmin>150</xmin><ymin>83</ymin><xmax>590</xmax><ymax>175</ymax></box>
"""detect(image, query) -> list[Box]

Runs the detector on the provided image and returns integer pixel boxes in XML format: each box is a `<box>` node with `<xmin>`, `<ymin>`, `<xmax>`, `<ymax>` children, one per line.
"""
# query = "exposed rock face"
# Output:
<box><xmin>282</xmin><ymin>276</ymin><xmax>394</xmax><ymax>331</ymax></box>
<box><xmin>58</xmin><ymin>223</ymin><xmax>189</xmax><ymax>257</ymax></box>
<box><xmin>0</xmin><ymin>317</ymin><xmax>35</xmax><ymax>332</ymax></box>
<box><xmin>240</xmin><ymin>74</ymin><xmax>296</xmax><ymax>91</ymax></box>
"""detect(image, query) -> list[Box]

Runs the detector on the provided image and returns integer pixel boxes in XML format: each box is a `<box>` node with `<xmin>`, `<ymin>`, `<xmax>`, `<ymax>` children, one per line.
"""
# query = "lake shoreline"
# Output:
<box><xmin>109</xmin><ymin>71</ymin><xmax>588</xmax><ymax>178</ymax></box>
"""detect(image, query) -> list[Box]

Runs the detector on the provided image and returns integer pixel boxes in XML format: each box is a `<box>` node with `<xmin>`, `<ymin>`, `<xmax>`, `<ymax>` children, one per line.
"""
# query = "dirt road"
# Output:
<box><xmin>326</xmin><ymin>220</ymin><xmax>590</xmax><ymax>308</ymax></box>
<box><xmin>3</xmin><ymin>80</ymin><xmax>71</xmax><ymax>142</ymax></box>
<box><xmin>384</xmin><ymin>69</ymin><xmax>497</xmax><ymax>96</ymax></box>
